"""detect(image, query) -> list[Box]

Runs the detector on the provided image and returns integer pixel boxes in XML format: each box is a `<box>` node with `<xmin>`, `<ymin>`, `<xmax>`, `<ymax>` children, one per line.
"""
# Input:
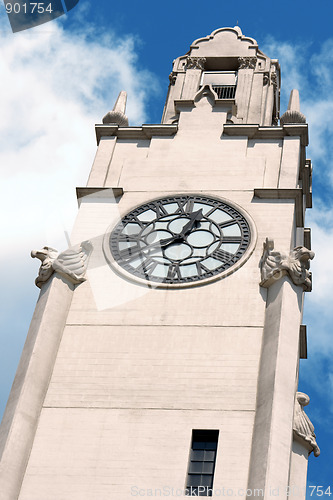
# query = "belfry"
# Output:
<box><xmin>0</xmin><ymin>26</ymin><xmax>318</xmax><ymax>499</ymax></box>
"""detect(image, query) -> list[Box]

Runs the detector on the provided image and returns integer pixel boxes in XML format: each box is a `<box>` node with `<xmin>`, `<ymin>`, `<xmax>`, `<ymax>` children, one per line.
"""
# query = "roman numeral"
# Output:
<box><xmin>130</xmin><ymin>215</ymin><xmax>145</xmax><ymax>227</ymax></box>
<box><xmin>136</xmin><ymin>258</ymin><xmax>158</xmax><ymax>276</ymax></box>
<box><xmin>218</xmin><ymin>220</ymin><xmax>238</xmax><ymax>229</ymax></box>
<box><xmin>221</xmin><ymin>236</ymin><xmax>242</xmax><ymax>244</ymax></box>
<box><xmin>118</xmin><ymin>243</ymin><xmax>142</xmax><ymax>260</ymax></box>
<box><xmin>118</xmin><ymin>234</ymin><xmax>139</xmax><ymax>243</ymax></box>
<box><xmin>174</xmin><ymin>199</ymin><xmax>188</xmax><ymax>214</ymax></box>
<box><xmin>211</xmin><ymin>249</ymin><xmax>235</xmax><ymax>262</ymax></box>
<box><xmin>196</xmin><ymin>261</ymin><xmax>209</xmax><ymax>276</ymax></box>
<box><xmin>185</xmin><ymin>199</ymin><xmax>194</xmax><ymax>213</ymax></box>
<box><xmin>153</xmin><ymin>202</ymin><xmax>168</xmax><ymax>218</ymax></box>
<box><xmin>167</xmin><ymin>263</ymin><xmax>181</xmax><ymax>280</ymax></box>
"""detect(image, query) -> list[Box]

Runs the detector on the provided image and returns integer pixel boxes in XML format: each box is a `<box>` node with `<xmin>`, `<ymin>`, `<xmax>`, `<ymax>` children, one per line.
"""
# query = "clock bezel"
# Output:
<box><xmin>103</xmin><ymin>194</ymin><xmax>257</xmax><ymax>289</ymax></box>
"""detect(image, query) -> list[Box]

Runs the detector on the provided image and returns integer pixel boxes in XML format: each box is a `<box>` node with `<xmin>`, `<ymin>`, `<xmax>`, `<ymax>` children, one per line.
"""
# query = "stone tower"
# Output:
<box><xmin>0</xmin><ymin>27</ymin><xmax>318</xmax><ymax>500</ymax></box>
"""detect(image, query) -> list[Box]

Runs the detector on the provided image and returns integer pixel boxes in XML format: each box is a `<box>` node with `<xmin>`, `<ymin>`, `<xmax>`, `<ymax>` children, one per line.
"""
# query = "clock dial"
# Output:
<box><xmin>108</xmin><ymin>195</ymin><xmax>251</xmax><ymax>285</ymax></box>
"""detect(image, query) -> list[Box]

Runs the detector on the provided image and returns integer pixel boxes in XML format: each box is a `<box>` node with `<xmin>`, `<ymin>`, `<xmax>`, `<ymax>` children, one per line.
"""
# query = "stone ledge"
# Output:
<box><xmin>95</xmin><ymin>124</ymin><xmax>178</xmax><ymax>144</ymax></box>
<box><xmin>223</xmin><ymin>123</ymin><xmax>308</xmax><ymax>146</ymax></box>
<box><xmin>254</xmin><ymin>188</ymin><xmax>304</xmax><ymax>227</ymax></box>
<box><xmin>174</xmin><ymin>99</ymin><xmax>234</xmax><ymax>112</ymax></box>
<box><xmin>76</xmin><ymin>187</ymin><xmax>123</xmax><ymax>206</ymax></box>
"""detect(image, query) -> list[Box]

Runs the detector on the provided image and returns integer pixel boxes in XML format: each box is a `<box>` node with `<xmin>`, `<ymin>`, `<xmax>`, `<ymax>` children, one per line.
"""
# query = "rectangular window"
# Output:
<box><xmin>200</xmin><ymin>71</ymin><xmax>237</xmax><ymax>99</ymax></box>
<box><xmin>186</xmin><ymin>429</ymin><xmax>219</xmax><ymax>497</ymax></box>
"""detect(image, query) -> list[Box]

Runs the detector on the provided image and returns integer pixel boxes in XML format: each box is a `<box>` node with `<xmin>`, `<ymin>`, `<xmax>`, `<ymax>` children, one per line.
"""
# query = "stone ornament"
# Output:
<box><xmin>102</xmin><ymin>90</ymin><xmax>129</xmax><ymax>126</ymax></box>
<box><xmin>259</xmin><ymin>238</ymin><xmax>314</xmax><ymax>291</ymax></box>
<box><xmin>270</xmin><ymin>71</ymin><xmax>278</xmax><ymax>88</ymax></box>
<box><xmin>169</xmin><ymin>72</ymin><xmax>177</xmax><ymax>85</ymax></box>
<box><xmin>31</xmin><ymin>241</ymin><xmax>92</xmax><ymax>288</ymax></box>
<box><xmin>293</xmin><ymin>392</ymin><xmax>320</xmax><ymax>457</ymax></box>
<box><xmin>194</xmin><ymin>84</ymin><xmax>217</xmax><ymax>105</ymax></box>
<box><xmin>238</xmin><ymin>56</ymin><xmax>257</xmax><ymax>69</ymax></box>
<box><xmin>185</xmin><ymin>56</ymin><xmax>206</xmax><ymax>70</ymax></box>
<box><xmin>280</xmin><ymin>89</ymin><xmax>306</xmax><ymax>125</ymax></box>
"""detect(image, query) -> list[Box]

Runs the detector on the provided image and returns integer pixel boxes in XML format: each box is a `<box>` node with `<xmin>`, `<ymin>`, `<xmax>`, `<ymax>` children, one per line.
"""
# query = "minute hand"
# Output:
<box><xmin>124</xmin><ymin>235</ymin><xmax>180</xmax><ymax>261</ymax></box>
<box><xmin>178</xmin><ymin>209</ymin><xmax>203</xmax><ymax>238</ymax></box>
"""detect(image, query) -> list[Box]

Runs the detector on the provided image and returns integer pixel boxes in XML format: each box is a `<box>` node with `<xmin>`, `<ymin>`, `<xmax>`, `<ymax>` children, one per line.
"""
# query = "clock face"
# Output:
<box><xmin>107</xmin><ymin>195</ymin><xmax>251</xmax><ymax>286</ymax></box>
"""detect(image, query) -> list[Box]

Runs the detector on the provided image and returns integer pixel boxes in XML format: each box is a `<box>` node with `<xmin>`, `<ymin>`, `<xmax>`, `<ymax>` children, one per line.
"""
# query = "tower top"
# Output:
<box><xmin>162</xmin><ymin>26</ymin><xmax>281</xmax><ymax>126</ymax></box>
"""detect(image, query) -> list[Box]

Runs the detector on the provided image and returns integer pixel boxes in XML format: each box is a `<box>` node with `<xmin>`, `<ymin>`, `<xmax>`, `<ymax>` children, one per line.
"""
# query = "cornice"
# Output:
<box><xmin>174</xmin><ymin>98</ymin><xmax>235</xmax><ymax>112</ymax></box>
<box><xmin>95</xmin><ymin>124</ymin><xmax>178</xmax><ymax>144</ymax></box>
<box><xmin>76</xmin><ymin>187</ymin><xmax>123</xmax><ymax>206</ymax></box>
<box><xmin>223</xmin><ymin>123</ymin><xmax>308</xmax><ymax>147</ymax></box>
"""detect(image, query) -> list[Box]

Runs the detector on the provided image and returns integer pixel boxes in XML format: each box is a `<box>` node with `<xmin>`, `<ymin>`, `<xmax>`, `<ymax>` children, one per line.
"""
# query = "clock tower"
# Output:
<box><xmin>0</xmin><ymin>27</ymin><xmax>318</xmax><ymax>500</ymax></box>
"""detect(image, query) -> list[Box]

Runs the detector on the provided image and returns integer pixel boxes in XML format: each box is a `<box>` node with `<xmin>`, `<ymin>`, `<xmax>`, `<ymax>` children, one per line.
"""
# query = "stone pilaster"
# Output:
<box><xmin>0</xmin><ymin>275</ymin><xmax>75</xmax><ymax>500</ymax></box>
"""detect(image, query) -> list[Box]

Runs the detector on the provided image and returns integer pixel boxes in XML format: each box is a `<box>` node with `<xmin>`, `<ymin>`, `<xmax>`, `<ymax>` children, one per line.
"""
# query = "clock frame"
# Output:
<box><xmin>103</xmin><ymin>194</ymin><xmax>256</xmax><ymax>288</ymax></box>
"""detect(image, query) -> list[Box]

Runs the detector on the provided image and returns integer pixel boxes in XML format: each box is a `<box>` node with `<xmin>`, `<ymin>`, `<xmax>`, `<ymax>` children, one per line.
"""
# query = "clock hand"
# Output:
<box><xmin>121</xmin><ymin>211</ymin><xmax>203</xmax><ymax>262</ymax></box>
<box><xmin>178</xmin><ymin>209</ymin><xmax>203</xmax><ymax>238</ymax></box>
<box><xmin>122</xmin><ymin>235</ymin><xmax>179</xmax><ymax>261</ymax></box>
<box><xmin>154</xmin><ymin>212</ymin><xmax>203</xmax><ymax>248</ymax></box>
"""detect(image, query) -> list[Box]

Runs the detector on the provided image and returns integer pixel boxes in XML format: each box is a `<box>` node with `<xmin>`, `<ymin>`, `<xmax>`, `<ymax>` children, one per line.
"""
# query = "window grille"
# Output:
<box><xmin>211</xmin><ymin>85</ymin><xmax>236</xmax><ymax>99</ymax></box>
<box><xmin>186</xmin><ymin>430</ymin><xmax>219</xmax><ymax>497</ymax></box>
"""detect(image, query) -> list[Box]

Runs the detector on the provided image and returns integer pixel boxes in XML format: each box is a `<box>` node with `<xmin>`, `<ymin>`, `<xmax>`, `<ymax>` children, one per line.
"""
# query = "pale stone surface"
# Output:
<box><xmin>104</xmin><ymin>138</ymin><xmax>150</xmax><ymax>186</ymax></box>
<box><xmin>87</xmin><ymin>136</ymin><xmax>116</xmax><ymax>187</ymax></box>
<box><xmin>44</xmin><ymin>325</ymin><xmax>262</xmax><ymax>410</ymax></box>
<box><xmin>289</xmin><ymin>439</ymin><xmax>310</xmax><ymax>498</ymax></box>
<box><xmin>247</xmin><ymin>277</ymin><xmax>303</xmax><ymax>499</ymax></box>
<box><xmin>19</xmin><ymin>408</ymin><xmax>254</xmax><ymax>500</ymax></box>
<box><xmin>279</xmin><ymin>136</ymin><xmax>301</xmax><ymax>188</ymax></box>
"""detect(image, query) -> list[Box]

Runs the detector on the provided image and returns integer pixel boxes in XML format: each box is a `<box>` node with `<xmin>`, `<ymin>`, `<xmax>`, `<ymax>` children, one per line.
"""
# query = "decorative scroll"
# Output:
<box><xmin>185</xmin><ymin>56</ymin><xmax>206</xmax><ymax>70</ymax></box>
<box><xmin>293</xmin><ymin>392</ymin><xmax>320</xmax><ymax>457</ymax></box>
<box><xmin>31</xmin><ymin>241</ymin><xmax>92</xmax><ymax>288</ymax></box>
<box><xmin>238</xmin><ymin>56</ymin><xmax>257</xmax><ymax>69</ymax></box>
<box><xmin>259</xmin><ymin>238</ymin><xmax>314</xmax><ymax>291</ymax></box>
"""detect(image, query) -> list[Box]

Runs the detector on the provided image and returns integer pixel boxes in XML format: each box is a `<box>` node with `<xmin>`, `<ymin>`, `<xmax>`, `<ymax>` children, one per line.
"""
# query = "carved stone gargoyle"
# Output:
<box><xmin>293</xmin><ymin>392</ymin><xmax>320</xmax><ymax>457</ymax></box>
<box><xmin>31</xmin><ymin>240</ymin><xmax>92</xmax><ymax>288</ymax></box>
<box><xmin>259</xmin><ymin>238</ymin><xmax>314</xmax><ymax>291</ymax></box>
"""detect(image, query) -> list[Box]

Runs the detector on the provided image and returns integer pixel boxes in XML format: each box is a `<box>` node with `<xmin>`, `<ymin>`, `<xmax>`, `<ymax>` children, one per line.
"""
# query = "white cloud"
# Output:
<box><xmin>0</xmin><ymin>16</ymin><xmax>159</xmax><ymax>418</ymax></box>
<box><xmin>0</xmin><ymin>18</ymin><xmax>158</xmax><ymax>257</ymax></box>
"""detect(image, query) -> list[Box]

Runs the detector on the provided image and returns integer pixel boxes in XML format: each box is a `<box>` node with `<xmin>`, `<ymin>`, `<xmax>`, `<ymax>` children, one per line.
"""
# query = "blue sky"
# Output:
<box><xmin>1</xmin><ymin>0</ymin><xmax>333</xmax><ymax>495</ymax></box>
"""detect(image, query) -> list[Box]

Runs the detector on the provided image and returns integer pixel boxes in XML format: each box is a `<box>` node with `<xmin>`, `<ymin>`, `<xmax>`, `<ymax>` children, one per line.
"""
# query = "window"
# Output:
<box><xmin>186</xmin><ymin>430</ymin><xmax>219</xmax><ymax>497</ymax></box>
<box><xmin>200</xmin><ymin>71</ymin><xmax>237</xmax><ymax>99</ymax></box>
